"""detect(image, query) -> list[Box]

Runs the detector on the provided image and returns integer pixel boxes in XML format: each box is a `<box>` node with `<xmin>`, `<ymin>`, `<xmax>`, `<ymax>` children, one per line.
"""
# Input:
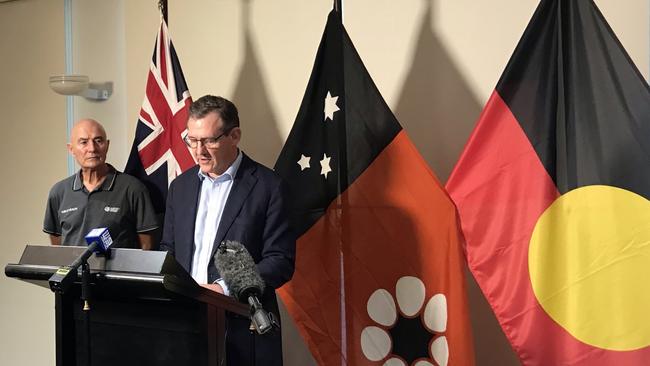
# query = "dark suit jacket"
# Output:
<box><xmin>160</xmin><ymin>153</ymin><xmax>296</xmax><ymax>366</ymax></box>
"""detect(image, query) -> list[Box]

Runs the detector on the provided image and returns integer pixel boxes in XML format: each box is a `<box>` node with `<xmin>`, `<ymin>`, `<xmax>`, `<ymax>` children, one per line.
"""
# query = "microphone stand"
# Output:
<box><xmin>82</xmin><ymin>261</ymin><xmax>92</xmax><ymax>310</ymax></box>
<box><xmin>81</xmin><ymin>261</ymin><xmax>92</xmax><ymax>366</ymax></box>
<box><xmin>48</xmin><ymin>243</ymin><xmax>100</xmax><ymax>366</ymax></box>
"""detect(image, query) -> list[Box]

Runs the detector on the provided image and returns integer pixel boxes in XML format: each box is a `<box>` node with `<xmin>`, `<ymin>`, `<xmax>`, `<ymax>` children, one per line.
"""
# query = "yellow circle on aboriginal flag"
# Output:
<box><xmin>529</xmin><ymin>185</ymin><xmax>650</xmax><ymax>351</ymax></box>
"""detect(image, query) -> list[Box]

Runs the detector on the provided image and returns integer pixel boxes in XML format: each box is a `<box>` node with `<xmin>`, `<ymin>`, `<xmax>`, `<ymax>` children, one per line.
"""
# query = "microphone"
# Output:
<box><xmin>214</xmin><ymin>240</ymin><xmax>280</xmax><ymax>335</ymax></box>
<box><xmin>48</xmin><ymin>228</ymin><xmax>113</xmax><ymax>293</ymax></box>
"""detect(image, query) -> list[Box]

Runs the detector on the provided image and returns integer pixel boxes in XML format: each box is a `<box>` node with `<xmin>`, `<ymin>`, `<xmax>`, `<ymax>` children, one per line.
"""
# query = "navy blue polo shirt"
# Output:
<box><xmin>43</xmin><ymin>165</ymin><xmax>158</xmax><ymax>248</ymax></box>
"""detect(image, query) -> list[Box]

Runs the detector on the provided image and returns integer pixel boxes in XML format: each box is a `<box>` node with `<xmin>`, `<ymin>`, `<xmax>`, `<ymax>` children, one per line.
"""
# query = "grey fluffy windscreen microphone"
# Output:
<box><xmin>214</xmin><ymin>240</ymin><xmax>279</xmax><ymax>334</ymax></box>
<box><xmin>214</xmin><ymin>240</ymin><xmax>265</xmax><ymax>302</ymax></box>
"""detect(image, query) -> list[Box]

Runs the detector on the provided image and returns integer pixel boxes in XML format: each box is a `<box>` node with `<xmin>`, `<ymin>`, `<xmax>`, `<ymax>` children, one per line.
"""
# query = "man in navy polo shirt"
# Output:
<box><xmin>43</xmin><ymin>119</ymin><xmax>158</xmax><ymax>249</ymax></box>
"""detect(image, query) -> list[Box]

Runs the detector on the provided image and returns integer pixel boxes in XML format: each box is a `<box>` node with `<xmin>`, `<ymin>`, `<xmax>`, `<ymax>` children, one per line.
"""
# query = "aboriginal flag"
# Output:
<box><xmin>446</xmin><ymin>0</ymin><xmax>650</xmax><ymax>365</ymax></box>
<box><xmin>275</xmin><ymin>10</ymin><xmax>474</xmax><ymax>366</ymax></box>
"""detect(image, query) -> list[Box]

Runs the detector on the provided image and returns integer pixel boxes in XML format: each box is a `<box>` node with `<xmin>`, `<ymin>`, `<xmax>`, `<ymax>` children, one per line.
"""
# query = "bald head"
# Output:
<box><xmin>70</xmin><ymin>119</ymin><xmax>106</xmax><ymax>143</ymax></box>
<box><xmin>68</xmin><ymin>118</ymin><xmax>110</xmax><ymax>171</ymax></box>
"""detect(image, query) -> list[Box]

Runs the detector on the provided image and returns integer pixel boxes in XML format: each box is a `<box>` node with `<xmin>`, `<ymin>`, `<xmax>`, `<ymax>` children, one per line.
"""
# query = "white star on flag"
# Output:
<box><xmin>320</xmin><ymin>154</ymin><xmax>332</xmax><ymax>178</ymax></box>
<box><xmin>297</xmin><ymin>154</ymin><xmax>311</xmax><ymax>171</ymax></box>
<box><xmin>324</xmin><ymin>91</ymin><xmax>340</xmax><ymax>121</ymax></box>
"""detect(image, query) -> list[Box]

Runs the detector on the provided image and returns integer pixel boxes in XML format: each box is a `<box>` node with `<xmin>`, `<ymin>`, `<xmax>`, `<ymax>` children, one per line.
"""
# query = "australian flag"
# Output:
<box><xmin>125</xmin><ymin>19</ymin><xmax>195</xmax><ymax>213</ymax></box>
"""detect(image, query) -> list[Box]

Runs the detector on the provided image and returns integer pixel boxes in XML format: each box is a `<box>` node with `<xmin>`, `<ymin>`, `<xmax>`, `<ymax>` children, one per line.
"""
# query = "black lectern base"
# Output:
<box><xmin>63</xmin><ymin>293</ymin><xmax>212</xmax><ymax>366</ymax></box>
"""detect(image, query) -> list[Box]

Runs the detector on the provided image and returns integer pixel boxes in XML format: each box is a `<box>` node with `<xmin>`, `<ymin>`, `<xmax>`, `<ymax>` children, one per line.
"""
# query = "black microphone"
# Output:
<box><xmin>214</xmin><ymin>240</ymin><xmax>280</xmax><ymax>335</ymax></box>
<box><xmin>49</xmin><ymin>228</ymin><xmax>113</xmax><ymax>293</ymax></box>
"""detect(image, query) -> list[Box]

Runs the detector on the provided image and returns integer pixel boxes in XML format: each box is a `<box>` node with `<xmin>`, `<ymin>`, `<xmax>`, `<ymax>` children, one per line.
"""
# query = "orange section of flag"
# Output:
<box><xmin>281</xmin><ymin>132</ymin><xmax>474</xmax><ymax>365</ymax></box>
<box><xmin>344</xmin><ymin>131</ymin><xmax>474</xmax><ymax>366</ymax></box>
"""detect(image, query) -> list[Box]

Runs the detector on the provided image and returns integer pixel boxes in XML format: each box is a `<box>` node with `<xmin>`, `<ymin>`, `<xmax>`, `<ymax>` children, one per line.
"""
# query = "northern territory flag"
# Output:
<box><xmin>446</xmin><ymin>0</ymin><xmax>650</xmax><ymax>364</ymax></box>
<box><xmin>125</xmin><ymin>19</ymin><xmax>195</xmax><ymax>213</ymax></box>
<box><xmin>275</xmin><ymin>10</ymin><xmax>474</xmax><ymax>366</ymax></box>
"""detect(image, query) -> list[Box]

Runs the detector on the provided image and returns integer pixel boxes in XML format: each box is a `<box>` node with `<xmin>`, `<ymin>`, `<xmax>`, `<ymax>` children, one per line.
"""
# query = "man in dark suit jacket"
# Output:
<box><xmin>160</xmin><ymin>95</ymin><xmax>295</xmax><ymax>366</ymax></box>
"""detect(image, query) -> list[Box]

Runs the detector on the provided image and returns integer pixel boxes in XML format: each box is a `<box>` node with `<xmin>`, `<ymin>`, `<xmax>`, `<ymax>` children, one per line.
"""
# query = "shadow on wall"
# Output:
<box><xmin>393</xmin><ymin>1</ymin><xmax>521</xmax><ymax>365</ymax></box>
<box><xmin>229</xmin><ymin>1</ymin><xmax>317</xmax><ymax>365</ymax></box>
<box><xmin>394</xmin><ymin>0</ymin><xmax>478</xmax><ymax>183</ymax></box>
<box><xmin>231</xmin><ymin>0</ymin><xmax>283</xmax><ymax>168</ymax></box>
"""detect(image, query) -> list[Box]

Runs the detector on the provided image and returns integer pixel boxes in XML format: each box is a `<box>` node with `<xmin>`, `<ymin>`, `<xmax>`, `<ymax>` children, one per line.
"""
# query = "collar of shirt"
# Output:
<box><xmin>196</xmin><ymin>149</ymin><xmax>243</xmax><ymax>183</ymax></box>
<box><xmin>72</xmin><ymin>164</ymin><xmax>117</xmax><ymax>192</ymax></box>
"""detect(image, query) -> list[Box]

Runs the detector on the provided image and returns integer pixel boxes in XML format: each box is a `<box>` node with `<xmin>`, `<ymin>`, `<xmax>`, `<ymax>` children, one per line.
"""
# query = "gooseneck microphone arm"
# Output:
<box><xmin>48</xmin><ymin>228</ymin><xmax>113</xmax><ymax>294</ymax></box>
<box><xmin>48</xmin><ymin>241</ymin><xmax>99</xmax><ymax>294</ymax></box>
<box><xmin>72</xmin><ymin>241</ymin><xmax>99</xmax><ymax>268</ymax></box>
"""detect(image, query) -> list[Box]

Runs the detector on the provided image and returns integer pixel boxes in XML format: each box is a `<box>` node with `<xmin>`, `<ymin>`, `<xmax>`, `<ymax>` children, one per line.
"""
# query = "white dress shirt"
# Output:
<box><xmin>190</xmin><ymin>150</ymin><xmax>243</xmax><ymax>284</ymax></box>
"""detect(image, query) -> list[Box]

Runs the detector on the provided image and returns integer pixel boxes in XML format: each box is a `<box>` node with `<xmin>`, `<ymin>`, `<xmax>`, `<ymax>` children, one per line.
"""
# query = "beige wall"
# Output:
<box><xmin>0</xmin><ymin>0</ymin><xmax>64</xmax><ymax>365</ymax></box>
<box><xmin>1</xmin><ymin>0</ymin><xmax>647</xmax><ymax>365</ymax></box>
<box><xmin>73</xmin><ymin>0</ymin><xmax>129</xmax><ymax>169</ymax></box>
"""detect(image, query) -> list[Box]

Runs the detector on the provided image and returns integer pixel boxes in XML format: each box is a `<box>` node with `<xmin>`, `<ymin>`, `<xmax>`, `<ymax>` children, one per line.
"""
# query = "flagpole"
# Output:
<box><xmin>333</xmin><ymin>2</ymin><xmax>350</xmax><ymax>362</ymax></box>
<box><xmin>334</xmin><ymin>0</ymin><xmax>343</xmax><ymax>22</ymax></box>
<box><xmin>158</xmin><ymin>0</ymin><xmax>168</xmax><ymax>23</ymax></box>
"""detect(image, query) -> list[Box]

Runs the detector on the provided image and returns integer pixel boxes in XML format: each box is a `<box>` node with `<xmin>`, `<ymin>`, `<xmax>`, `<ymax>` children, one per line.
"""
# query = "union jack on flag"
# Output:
<box><xmin>125</xmin><ymin>19</ymin><xmax>195</xmax><ymax>213</ymax></box>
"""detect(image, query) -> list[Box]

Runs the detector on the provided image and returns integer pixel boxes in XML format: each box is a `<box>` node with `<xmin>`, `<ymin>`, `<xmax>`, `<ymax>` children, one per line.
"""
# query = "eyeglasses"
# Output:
<box><xmin>183</xmin><ymin>131</ymin><xmax>229</xmax><ymax>149</ymax></box>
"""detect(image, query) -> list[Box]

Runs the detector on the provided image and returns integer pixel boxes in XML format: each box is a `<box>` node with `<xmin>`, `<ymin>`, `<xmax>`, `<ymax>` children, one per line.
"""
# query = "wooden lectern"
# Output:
<box><xmin>4</xmin><ymin>245</ymin><xmax>248</xmax><ymax>366</ymax></box>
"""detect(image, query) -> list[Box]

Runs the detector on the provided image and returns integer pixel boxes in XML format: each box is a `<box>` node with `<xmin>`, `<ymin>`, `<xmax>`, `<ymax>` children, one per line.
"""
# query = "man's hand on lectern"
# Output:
<box><xmin>200</xmin><ymin>283</ymin><xmax>224</xmax><ymax>294</ymax></box>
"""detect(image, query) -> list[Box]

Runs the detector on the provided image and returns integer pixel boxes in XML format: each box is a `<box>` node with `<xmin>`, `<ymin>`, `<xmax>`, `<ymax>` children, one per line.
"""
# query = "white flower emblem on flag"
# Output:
<box><xmin>361</xmin><ymin>276</ymin><xmax>449</xmax><ymax>366</ymax></box>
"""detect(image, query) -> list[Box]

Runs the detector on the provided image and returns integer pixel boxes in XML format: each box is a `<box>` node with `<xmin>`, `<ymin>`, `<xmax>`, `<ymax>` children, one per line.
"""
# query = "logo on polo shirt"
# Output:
<box><xmin>60</xmin><ymin>207</ymin><xmax>78</xmax><ymax>214</ymax></box>
<box><xmin>104</xmin><ymin>206</ymin><xmax>120</xmax><ymax>213</ymax></box>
